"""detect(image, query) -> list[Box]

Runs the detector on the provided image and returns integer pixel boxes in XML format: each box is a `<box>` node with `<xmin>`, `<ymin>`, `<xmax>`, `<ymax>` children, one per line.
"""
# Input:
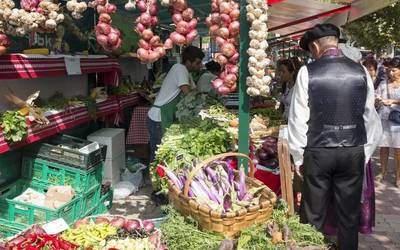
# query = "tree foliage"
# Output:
<box><xmin>343</xmin><ymin>2</ymin><xmax>400</xmax><ymax>53</ymax></box>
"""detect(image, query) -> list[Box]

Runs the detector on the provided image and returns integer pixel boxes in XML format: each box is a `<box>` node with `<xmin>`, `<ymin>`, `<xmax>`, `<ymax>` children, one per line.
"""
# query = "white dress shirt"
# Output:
<box><xmin>288</xmin><ymin>65</ymin><xmax>382</xmax><ymax>166</ymax></box>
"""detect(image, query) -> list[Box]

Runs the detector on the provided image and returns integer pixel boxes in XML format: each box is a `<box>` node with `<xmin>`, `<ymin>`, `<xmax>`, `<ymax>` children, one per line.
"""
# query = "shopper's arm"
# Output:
<box><xmin>288</xmin><ymin>66</ymin><xmax>310</xmax><ymax>175</ymax></box>
<box><xmin>363</xmin><ymin>66</ymin><xmax>383</xmax><ymax>164</ymax></box>
<box><xmin>180</xmin><ymin>85</ymin><xmax>191</xmax><ymax>94</ymax></box>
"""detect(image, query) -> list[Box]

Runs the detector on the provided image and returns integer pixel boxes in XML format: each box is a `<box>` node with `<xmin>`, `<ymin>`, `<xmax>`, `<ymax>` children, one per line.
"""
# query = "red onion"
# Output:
<box><xmin>124</xmin><ymin>219</ymin><xmax>141</xmax><ymax>232</ymax></box>
<box><xmin>0</xmin><ymin>33</ymin><xmax>10</xmax><ymax>47</ymax></box>
<box><xmin>95</xmin><ymin>216</ymin><xmax>110</xmax><ymax>224</ymax></box>
<box><xmin>216</xmin><ymin>54</ymin><xmax>228</xmax><ymax>66</ymax></box>
<box><xmin>136</xmin><ymin>0</ymin><xmax>147</xmax><ymax>12</ymax></box>
<box><xmin>136</xmin><ymin>23</ymin><xmax>145</xmax><ymax>33</ymax></box>
<box><xmin>229</xmin><ymin>52</ymin><xmax>239</xmax><ymax>64</ymax></box>
<box><xmin>164</xmin><ymin>38</ymin><xmax>174</xmax><ymax>49</ymax></box>
<box><xmin>205</xmin><ymin>16</ymin><xmax>212</xmax><ymax>27</ymax></box>
<box><xmin>21</xmin><ymin>0</ymin><xmax>40</xmax><ymax>11</ymax></box>
<box><xmin>224</xmin><ymin>74</ymin><xmax>237</xmax><ymax>86</ymax></box>
<box><xmin>218</xmin><ymin>28</ymin><xmax>230</xmax><ymax>39</ymax></box>
<box><xmin>174</xmin><ymin>0</ymin><xmax>187</xmax><ymax>11</ymax></box>
<box><xmin>170</xmin><ymin>32</ymin><xmax>186</xmax><ymax>45</ymax></box>
<box><xmin>99</xmin><ymin>13</ymin><xmax>111</xmax><ymax>24</ymax></box>
<box><xmin>211</xmin><ymin>2</ymin><xmax>218</xmax><ymax>12</ymax></box>
<box><xmin>229</xmin><ymin>83</ymin><xmax>237</xmax><ymax>92</ymax></box>
<box><xmin>220</xmin><ymin>14</ymin><xmax>231</xmax><ymax>24</ymax></box>
<box><xmin>226</xmin><ymin>64</ymin><xmax>239</xmax><ymax>75</ymax></box>
<box><xmin>138</xmin><ymin>39</ymin><xmax>151</xmax><ymax>50</ymax></box>
<box><xmin>151</xmin><ymin>16</ymin><xmax>159</xmax><ymax>26</ymax></box>
<box><xmin>137</xmin><ymin>48</ymin><xmax>150</xmax><ymax>61</ymax></box>
<box><xmin>149</xmin><ymin>5</ymin><xmax>159</xmax><ymax>15</ymax></box>
<box><xmin>150</xmin><ymin>35</ymin><xmax>161</xmax><ymax>46</ymax></box>
<box><xmin>221</xmin><ymin>42</ymin><xmax>236</xmax><ymax>57</ymax></box>
<box><xmin>106</xmin><ymin>3</ymin><xmax>117</xmax><ymax>13</ymax></box>
<box><xmin>172</xmin><ymin>14</ymin><xmax>183</xmax><ymax>24</ymax></box>
<box><xmin>143</xmin><ymin>220</ymin><xmax>155</xmax><ymax>232</ymax></box>
<box><xmin>211</xmin><ymin>13</ymin><xmax>221</xmax><ymax>24</ymax></box>
<box><xmin>176</xmin><ymin>21</ymin><xmax>189</xmax><ymax>34</ymax></box>
<box><xmin>97</xmin><ymin>22</ymin><xmax>111</xmax><ymax>35</ymax></box>
<box><xmin>97</xmin><ymin>34</ymin><xmax>109</xmax><ymax>46</ymax></box>
<box><xmin>140</xmin><ymin>13</ymin><xmax>152</xmax><ymax>26</ymax></box>
<box><xmin>212</xmin><ymin>79</ymin><xmax>224</xmax><ymax>89</ymax></box>
<box><xmin>219</xmin><ymin>2</ymin><xmax>231</xmax><ymax>14</ymax></box>
<box><xmin>215</xmin><ymin>36</ymin><xmax>226</xmax><ymax>47</ymax></box>
<box><xmin>111</xmin><ymin>28</ymin><xmax>121</xmax><ymax>37</ymax></box>
<box><xmin>142</xmin><ymin>29</ymin><xmax>154</xmax><ymax>40</ymax></box>
<box><xmin>110</xmin><ymin>217</ymin><xmax>126</xmax><ymax>229</ymax></box>
<box><xmin>188</xmin><ymin>18</ymin><xmax>198</xmax><ymax>30</ymax></box>
<box><xmin>229</xmin><ymin>21</ymin><xmax>240</xmax><ymax>35</ymax></box>
<box><xmin>218</xmin><ymin>85</ymin><xmax>231</xmax><ymax>94</ymax></box>
<box><xmin>155</xmin><ymin>46</ymin><xmax>166</xmax><ymax>57</ymax></box>
<box><xmin>186</xmin><ymin>29</ymin><xmax>198</xmax><ymax>43</ymax></box>
<box><xmin>182</xmin><ymin>8</ymin><xmax>194</xmax><ymax>21</ymax></box>
<box><xmin>148</xmin><ymin>50</ymin><xmax>161</xmax><ymax>62</ymax></box>
<box><xmin>209</xmin><ymin>25</ymin><xmax>219</xmax><ymax>37</ymax></box>
<box><xmin>230</xmin><ymin>9</ymin><xmax>240</xmax><ymax>20</ymax></box>
<box><xmin>96</xmin><ymin>0</ymin><xmax>106</xmax><ymax>5</ymax></box>
<box><xmin>97</xmin><ymin>5</ymin><xmax>106</xmax><ymax>13</ymax></box>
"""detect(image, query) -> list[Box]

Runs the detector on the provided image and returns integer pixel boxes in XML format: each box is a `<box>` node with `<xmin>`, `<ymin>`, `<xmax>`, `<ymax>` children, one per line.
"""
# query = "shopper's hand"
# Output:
<box><xmin>295</xmin><ymin>165</ymin><xmax>303</xmax><ymax>181</ymax></box>
<box><xmin>382</xmin><ymin>99</ymin><xmax>395</xmax><ymax>106</ymax></box>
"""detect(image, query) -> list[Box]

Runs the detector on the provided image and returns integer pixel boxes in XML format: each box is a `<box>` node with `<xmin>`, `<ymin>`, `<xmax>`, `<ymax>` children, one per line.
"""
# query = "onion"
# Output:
<box><xmin>136</xmin><ymin>23</ymin><xmax>145</xmax><ymax>33</ymax></box>
<box><xmin>219</xmin><ymin>1</ymin><xmax>231</xmax><ymax>14</ymax></box>
<box><xmin>97</xmin><ymin>5</ymin><xmax>106</xmax><ymax>13</ymax></box>
<box><xmin>209</xmin><ymin>25</ymin><xmax>219</xmax><ymax>36</ymax></box>
<box><xmin>150</xmin><ymin>36</ymin><xmax>161</xmax><ymax>46</ymax></box>
<box><xmin>96</xmin><ymin>34</ymin><xmax>109</xmax><ymax>46</ymax></box>
<box><xmin>110</xmin><ymin>217</ymin><xmax>126</xmax><ymax>229</ymax></box>
<box><xmin>211</xmin><ymin>13</ymin><xmax>221</xmax><ymax>24</ymax></box>
<box><xmin>155</xmin><ymin>46</ymin><xmax>166</xmax><ymax>57</ymax></box>
<box><xmin>172</xmin><ymin>13</ymin><xmax>183</xmax><ymax>24</ymax></box>
<box><xmin>221</xmin><ymin>42</ymin><xmax>236</xmax><ymax>57</ymax></box>
<box><xmin>257</xmin><ymin>148</ymin><xmax>268</xmax><ymax>160</ymax></box>
<box><xmin>143</xmin><ymin>220</ymin><xmax>155</xmax><ymax>232</ymax></box>
<box><xmin>173</xmin><ymin>0</ymin><xmax>187</xmax><ymax>11</ymax></box>
<box><xmin>229</xmin><ymin>21</ymin><xmax>240</xmax><ymax>35</ymax></box>
<box><xmin>0</xmin><ymin>45</ymin><xmax>7</xmax><ymax>55</ymax></box>
<box><xmin>96</xmin><ymin>0</ymin><xmax>106</xmax><ymax>5</ymax></box>
<box><xmin>220</xmin><ymin>14</ymin><xmax>231</xmax><ymax>24</ymax></box>
<box><xmin>176</xmin><ymin>21</ymin><xmax>189</xmax><ymax>34</ymax></box>
<box><xmin>218</xmin><ymin>85</ymin><xmax>231</xmax><ymax>94</ymax></box>
<box><xmin>224</xmin><ymin>74</ymin><xmax>237</xmax><ymax>85</ymax></box>
<box><xmin>170</xmin><ymin>32</ymin><xmax>186</xmax><ymax>45</ymax></box>
<box><xmin>95</xmin><ymin>216</ymin><xmax>110</xmax><ymax>224</ymax></box>
<box><xmin>212</xmin><ymin>78</ymin><xmax>224</xmax><ymax>89</ymax></box>
<box><xmin>140</xmin><ymin>13</ymin><xmax>152</xmax><ymax>26</ymax></box>
<box><xmin>111</xmin><ymin>28</ymin><xmax>121</xmax><ymax>37</ymax></box>
<box><xmin>136</xmin><ymin>0</ymin><xmax>147</xmax><ymax>12</ymax></box>
<box><xmin>149</xmin><ymin>5</ymin><xmax>159</xmax><ymax>16</ymax></box>
<box><xmin>97</xmin><ymin>22</ymin><xmax>111</xmax><ymax>35</ymax></box>
<box><xmin>188</xmin><ymin>18</ymin><xmax>198</xmax><ymax>31</ymax></box>
<box><xmin>216</xmin><ymin>54</ymin><xmax>228</xmax><ymax>66</ymax></box>
<box><xmin>226</xmin><ymin>64</ymin><xmax>239</xmax><ymax>75</ymax></box>
<box><xmin>137</xmin><ymin>48</ymin><xmax>150</xmax><ymax>61</ymax></box>
<box><xmin>229</xmin><ymin>83</ymin><xmax>237</xmax><ymax>92</ymax></box>
<box><xmin>182</xmin><ymin>8</ymin><xmax>194</xmax><ymax>21</ymax></box>
<box><xmin>186</xmin><ymin>29</ymin><xmax>198</xmax><ymax>42</ymax></box>
<box><xmin>205</xmin><ymin>16</ymin><xmax>212</xmax><ymax>26</ymax></box>
<box><xmin>215</xmin><ymin>36</ymin><xmax>226</xmax><ymax>47</ymax></box>
<box><xmin>217</xmin><ymin>28</ymin><xmax>229</xmax><ymax>39</ymax></box>
<box><xmin>112</xmin><ymin>38</ymin><xmax>122</xmax><ymax>51</ymax></box>
<box><xmin>230</xmin><ymin>9</ymin><xmax>240</xmax><ymax>20</ymax></box>
<box><xmin>229</xmin><ymin>52</ymin><xmax>239</xmax><ymax>64</ymax></box>
<box><xmin>151</xmin><ymin>16</ymin><xmax>159</xmax><ymax>26</ymax></box>
<box><xmin>138</xmin><ymin>39</ymin><xmax>151</xmax><ymax>50</ymax></box>
<box><xmin>99</xmin><ymin>13</ymin><xmax>111</xmax><ymax>24</ymax></box>
<box><xmin>142</xmin><ymin>29</ymin><xmax>154</xmax><ymax>40</ymax></box>
<box><xmin>124</xmin><ymin>219</ymin><xmax>141</xmax><ymax>232</ymax></box>
<box><xmin>106</xmin><ymin>3</ymin><xmax>117</xmax><ymax>13</ymax></box>
<box><xmin>164</xmin><ymin>38</ymin><xmax>174</xmax><ymax>49</ymax></box>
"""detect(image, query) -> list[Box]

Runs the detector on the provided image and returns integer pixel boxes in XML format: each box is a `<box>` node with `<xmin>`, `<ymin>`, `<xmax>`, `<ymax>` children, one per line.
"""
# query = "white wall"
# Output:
<box><xmin>118</xmin><ymin>57</ymin><xmax>148</xmax><ymax>83</ymax></box>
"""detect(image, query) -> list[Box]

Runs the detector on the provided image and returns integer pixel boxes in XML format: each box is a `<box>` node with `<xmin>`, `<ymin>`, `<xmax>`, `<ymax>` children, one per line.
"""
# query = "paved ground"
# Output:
<box><xmin>359</xmin><ymin>152</ymin><xmax>400</xmax><ymax>250</ymax></box>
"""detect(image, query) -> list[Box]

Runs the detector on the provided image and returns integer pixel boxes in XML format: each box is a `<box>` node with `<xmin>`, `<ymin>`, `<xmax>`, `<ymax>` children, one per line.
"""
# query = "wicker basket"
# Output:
<box><xmin>167</xmin><ymin>152</ymin><xmax>277</xmax><ymax>238</ymax></box>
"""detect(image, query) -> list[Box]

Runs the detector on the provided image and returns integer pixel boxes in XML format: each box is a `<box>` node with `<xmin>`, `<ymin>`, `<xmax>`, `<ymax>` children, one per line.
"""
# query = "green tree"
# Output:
<box><xmin>343</xmin><ymin>2</ymin><xmax>400</xmax><ymax>53</ymax></box>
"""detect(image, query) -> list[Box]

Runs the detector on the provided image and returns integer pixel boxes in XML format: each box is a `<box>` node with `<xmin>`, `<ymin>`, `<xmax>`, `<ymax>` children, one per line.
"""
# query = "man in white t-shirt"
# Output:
<box><xmin>147</xmin><ymin>46</ymin><xmax>204</xmax><ymax>162</ymax></box>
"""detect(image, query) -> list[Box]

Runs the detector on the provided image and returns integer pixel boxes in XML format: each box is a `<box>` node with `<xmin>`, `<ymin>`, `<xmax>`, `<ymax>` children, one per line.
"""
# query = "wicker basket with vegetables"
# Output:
<box><xmin>164</xmin><ymin>152</ymin><xmax>277</xmax><ymax>237</ymax></box>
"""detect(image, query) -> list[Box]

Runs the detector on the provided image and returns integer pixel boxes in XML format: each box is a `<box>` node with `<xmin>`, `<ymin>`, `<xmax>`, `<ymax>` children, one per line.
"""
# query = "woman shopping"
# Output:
<box><xmin>375</xmin><ymin>57</ymin><xmax>400</xmax><ymax>187</ymax></box>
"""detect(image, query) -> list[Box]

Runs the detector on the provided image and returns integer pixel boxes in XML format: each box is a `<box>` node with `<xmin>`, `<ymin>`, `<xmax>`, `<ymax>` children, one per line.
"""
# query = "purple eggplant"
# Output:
<box><xmin>223</xmin><ymin>194</ymin><xmax>232</xmax><ymax>212</ymax></box>
<box><xmin>238</xmin><ymin>167</ymin><xmax>247</xmax><ymax>200</ymax></box>
<box><xmin>205</xmin><ymin>166</ymin><xmax>218</xmax><ymax>184</ymax></box>
<box><xmin>162</xmin><ymin>167</ymin><xmax>183</xmax><ymax>190</ymax></box>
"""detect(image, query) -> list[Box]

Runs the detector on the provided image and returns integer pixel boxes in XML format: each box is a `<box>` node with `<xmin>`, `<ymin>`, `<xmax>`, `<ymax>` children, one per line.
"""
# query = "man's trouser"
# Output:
<box><xmin>300</xmin><ymin>146</ymin><xmax>365</xmax><ymax>250</ymax></box>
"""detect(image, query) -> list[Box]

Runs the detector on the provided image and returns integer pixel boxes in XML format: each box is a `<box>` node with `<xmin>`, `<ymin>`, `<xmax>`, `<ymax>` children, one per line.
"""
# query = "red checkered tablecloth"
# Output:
<box><xmin>126</xmin><ymin>106</ymin><xmax>150</xmax><ymax>145</ymax></box>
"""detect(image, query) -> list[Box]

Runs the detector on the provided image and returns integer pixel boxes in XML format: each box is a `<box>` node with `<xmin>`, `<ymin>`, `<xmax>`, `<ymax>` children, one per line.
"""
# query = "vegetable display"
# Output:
<box><xmin>0</xmin><ymin>110</ymin><xmax>28</xmax><ymax>144</ymax></box>
<box><xmin>66</xmin><ymin>0</ymin><xmax>88</xmax><ymax>20</ymax></box>
<box><xmin>163</xmin><ymin>160</ymin><xmax>265</xmax><ymax>213</ymax></box>
<box><xmin>152</xmin><ymin>118</ymin><xmax>234</xmax><ymax>192</ymax></box>
<box><xmin>133</xmin><ymin>0</ymin><xmax>199</xmax><ymax>63</ymax></box>
<box><xmin>254</xmin><ymin>136</ymin><xmax>278</xmax><ymax>169</ymax></box>
<box><xmin>175</xmin><ymin>92</ymin><xmax>221</xmax><ymax>122</ymax></box>
<box><xmin>206</xmin><ymin>0</ymin><xmax>240</xmax><ymax>94</ymax></box>
<box><xmin>246</xmin><ymin>0</ymin><xmax>272</xmax><ymax>97</ymax></box>
<box><xmin>89</xmin><ymin>0</ymin><xmax>122</xmax><ymax>52</ymax></box>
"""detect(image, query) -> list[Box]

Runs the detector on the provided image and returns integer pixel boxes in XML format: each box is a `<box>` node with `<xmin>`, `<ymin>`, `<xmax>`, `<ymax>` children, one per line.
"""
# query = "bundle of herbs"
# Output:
<box><xmin>175</xmin><ymin>91</ymin><xmax>221</xmax><ymax>122</ymax></box>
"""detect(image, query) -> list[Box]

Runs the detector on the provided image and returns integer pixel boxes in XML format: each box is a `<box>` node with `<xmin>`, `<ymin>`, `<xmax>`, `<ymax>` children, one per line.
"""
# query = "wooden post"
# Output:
<box><xmin>278</xmin><ymin>125</ymin><xmax>294</xmax><ymax>215</ymax></box>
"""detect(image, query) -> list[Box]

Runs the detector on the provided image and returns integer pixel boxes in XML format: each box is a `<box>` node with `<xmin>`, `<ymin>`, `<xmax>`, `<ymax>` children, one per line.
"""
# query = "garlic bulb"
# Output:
<box><xmin>124</xmin><ymin>0</ymin><xmax>135</xmax><ymax>11</ymax></box>
<box><xmin>246</xmin><ymin>0</ymin><xmax>270</xmax><ymax>97</ymax></box>
<box><xmin>66</xmin><ymin>0</ymin><xmax>87</xmax><ymax>20</ymax></box>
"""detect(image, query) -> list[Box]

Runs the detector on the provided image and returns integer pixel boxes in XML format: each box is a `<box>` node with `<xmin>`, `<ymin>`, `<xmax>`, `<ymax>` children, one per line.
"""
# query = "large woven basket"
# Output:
<box><xmin>167</xmin><ymin>152</ymin><xmax>277</xmax><ymax>238</ymax></box>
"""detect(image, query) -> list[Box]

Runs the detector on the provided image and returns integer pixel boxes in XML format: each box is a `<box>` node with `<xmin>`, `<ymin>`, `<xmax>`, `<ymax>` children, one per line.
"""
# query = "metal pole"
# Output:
<box><xmin>238</xmin><ymin>0</ymin><xmax>250</xmax><ymax>172</ymax></box>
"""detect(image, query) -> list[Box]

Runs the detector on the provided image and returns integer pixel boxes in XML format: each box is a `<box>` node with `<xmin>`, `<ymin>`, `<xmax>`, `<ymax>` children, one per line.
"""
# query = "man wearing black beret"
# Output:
<box><xmin>288</xmin><ymin>23</ymin><xmax>382</xmax><ymax>249</ymax></box>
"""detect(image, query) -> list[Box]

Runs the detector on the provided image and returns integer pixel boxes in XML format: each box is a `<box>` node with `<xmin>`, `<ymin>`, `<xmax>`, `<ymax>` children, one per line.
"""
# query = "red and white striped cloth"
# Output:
<box><xmin>0</xmin><ymin>54</ymin><xmax>121</xmax><ymax>85</ymax></box>
<box><xmin>126</xmin><ymin>106</ymin><xmax>150</xmax><ymax>145</ymax></box>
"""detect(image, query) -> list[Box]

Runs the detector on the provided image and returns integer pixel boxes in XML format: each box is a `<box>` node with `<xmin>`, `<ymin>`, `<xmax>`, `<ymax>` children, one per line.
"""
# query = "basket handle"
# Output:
<box><xmin>183</xmin><ymin>152</ymin><xmax>255</xmax><ymax>197</ymax></box>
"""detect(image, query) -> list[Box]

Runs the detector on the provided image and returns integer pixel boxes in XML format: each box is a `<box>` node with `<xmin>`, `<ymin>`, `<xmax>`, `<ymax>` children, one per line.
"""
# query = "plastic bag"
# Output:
<box><xmin>113</xmin><ymin>181</ymin><xmax>136</xmax><ymax>199</ymax></box>
<box><xmin>121</xmin><ymin>163</ymin><xmax>147</xmax><ymax>191</ymax></box>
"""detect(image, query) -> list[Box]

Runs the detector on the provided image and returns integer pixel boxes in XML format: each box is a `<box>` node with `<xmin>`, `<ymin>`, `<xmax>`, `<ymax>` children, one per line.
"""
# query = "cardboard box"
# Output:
<box><xmin>87</xmin><ymin>128</ymin><xmax>125</xmax><ymax>160</ymax></box>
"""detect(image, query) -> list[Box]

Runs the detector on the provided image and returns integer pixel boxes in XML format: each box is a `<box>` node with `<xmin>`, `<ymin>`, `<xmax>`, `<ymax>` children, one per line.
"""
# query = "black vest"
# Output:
<box><xmin>306</xmin><ymin>54</ymin><xmax>368</xmax><ymax>148</ymax></box>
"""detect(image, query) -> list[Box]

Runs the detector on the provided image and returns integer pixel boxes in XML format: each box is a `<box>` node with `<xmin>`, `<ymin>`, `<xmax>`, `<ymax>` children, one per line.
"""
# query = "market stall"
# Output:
<box><xmin>0</xmin><ymin>0</ymin><xmax>396</xmax><ymax>249</ymax></box>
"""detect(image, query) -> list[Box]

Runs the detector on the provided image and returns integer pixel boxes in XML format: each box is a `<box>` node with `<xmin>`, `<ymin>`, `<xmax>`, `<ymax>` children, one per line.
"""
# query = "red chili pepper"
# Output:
<box><xmin>108</xmin><ymin>248</ymin><xmax>119</xmax><ymax>250</ymax></box>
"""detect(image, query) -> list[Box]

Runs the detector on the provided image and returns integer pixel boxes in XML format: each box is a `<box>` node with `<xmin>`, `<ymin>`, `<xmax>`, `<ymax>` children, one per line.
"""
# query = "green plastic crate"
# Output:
<box><xmin>78</xmin><ymin>184</ymin><xmax>101</xmax><ymax>217</ymax></box>
<box><xmin>0</xmin><ymin>218</ymin><xmax>27</xmax><ymax>239</ymax></box>
<box><xmin>0</xmin><ymin>150</ymin><xmax>22</xmax><ymax>187</ymax></box>
<box><xmin>0</xmin><ymin>179</ymin><xmax>80</xmax><ymax>226</ymax></box>
<box><xmin>96</xmin><ymin>188</ymin><xmax>113</xmax><ymax>214</ymax></box>
<box><xmin>24</xmin><ymin>134</ymin><xmax>107</xmax><ymax>170</ymax></box>
<box><xmin>21</xmin><ymin>157</ymin><xmax>103</xmax><ymax>194</ymax></box>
